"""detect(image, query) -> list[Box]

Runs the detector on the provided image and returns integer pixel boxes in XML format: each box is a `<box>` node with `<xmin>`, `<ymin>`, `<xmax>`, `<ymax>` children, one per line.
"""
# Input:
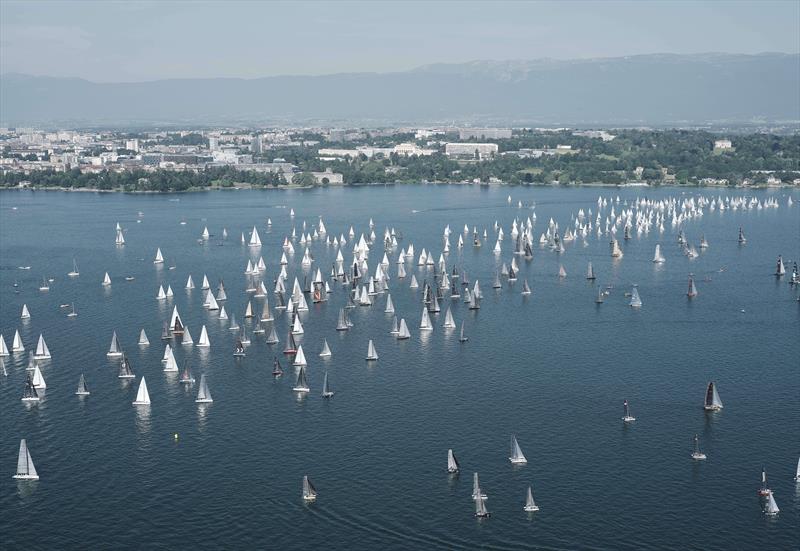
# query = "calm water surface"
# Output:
<box><xmin>1</xmin><ymin>186</ymin><xmax>798</xmax><ymax>550</ymax></box>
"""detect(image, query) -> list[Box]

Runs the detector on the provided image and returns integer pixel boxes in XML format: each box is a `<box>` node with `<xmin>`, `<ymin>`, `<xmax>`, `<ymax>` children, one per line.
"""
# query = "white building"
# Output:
<box><xmin>458</xmin><ymin>128</ymin><xmax>512</xmax><ymax>140</ymax></box>
<box><xmin>445</xmin><ymin>143</ymin><xmax>498</xmax><ymax>160</ymax></box>
<box><xmin>714</xmin><ymin>139</ymin><xmax>733</xmax><ymax>150</ymax></box>
<box><xmin>125</xmin><ymin>139</ymin><xmax>139</xmax><ymax>152</ymax></box>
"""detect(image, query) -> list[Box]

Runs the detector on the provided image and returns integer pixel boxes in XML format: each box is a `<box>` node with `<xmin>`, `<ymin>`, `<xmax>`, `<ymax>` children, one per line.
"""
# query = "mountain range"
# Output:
<box><xmin>1</xmin><ymin>53</ymin><xmax>798</xmax><ymax>127</ymax></box>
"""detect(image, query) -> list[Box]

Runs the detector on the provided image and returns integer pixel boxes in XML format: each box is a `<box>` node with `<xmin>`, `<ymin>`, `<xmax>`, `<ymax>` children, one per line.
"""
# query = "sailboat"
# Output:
<box><xmin>629</xmin><ymin>285</ymin><xmax>642</xmax><ymax>308</ymax></box>
<box><xmin>68</xmin><ymin>258</ymin><xmax>80</xmax><ymax>277</ymax></box>
<box><xmin>75</xmin><ymin>374</ymin><xmax>90</xmax><ymax>396</ymax></box>
<box><xmin>758</xmin><ymin>466</ymin><xmax>771</xmax><ymax>496</ymax></box>
<box><xmin>366</xmin><ymin>339</ymin><xmax>378</xmax><ymax>360</ymax></box>
<box><xmin>13</xmin><ymin>439</ymin><xmax>39</xmax><ymax>480</ymax></box>
<box><xmin>764</xmin><ymin>490</ymin><xmax>780</xmax><ymax>516</ymax></box>
<box><xmin>458</xmin><ymin>321</ymin><xmax>468</xmax><ymax>342</ymax></box>
<box><xmin>102</xmin><ymin>272</ymin><xmax>112</xmax><ymax>286</ymax></box>
<box><xmin>107</xmin><ymin>331</ymin><xmax>123</xmax><ymax>357</ymax></box>
<box><xmin>595</xmin><ymin>287</ymin><xmax>605</xmax><ymax>304</ymax></box>
<box><xmin>266</xmin><ymin>326</ymin><xmax>279</xmax><ymax>345</ymax></box>
<box><xmin>12</xmin><ymin>330</ymin><xmax>24</xmax><ymax>353</ymax></box>
<box><xmin>775</xmin><ymin>255</ymin><xmax>786</xmax><ymax>277</ymax></box>
<box><xmin>622</xmin><ymin>399</ymin><xmax>636</xmax><ymax>422</ymax></box>
<box><xmin>471</xmin><ymin>472</ymin><xmax>487</xmax><ymax>501</ymax></box>
<box><xmin>509</xmin><ymin>435</ymin><xmax>528</xmax><ymax>464</ymax></box>
<box><xmin>703</xmin><ymin>382</ymin><xmax>723</xmax><ymax>411</ymax></box>
<box><xmin>521</xmin><ymin>279</ymin><xmax>531</xmax><ymax>295</ymax></box>
<box><xmin>21</xmin><ymin>376</ymin><xmax>40</xmax><ymax>402</ymax></box>
<box><xmin>179</xmin><ymin>361</ymin><xmax>195</xmax><ymax>383</ymax></box>
<box><xmin>67</xmin><ymin>303</ymin><xmax>77</xmax><ymax>318</ymax></box>
<box><xmin>652</xmin><ymin>244</ymin><xmax>666</xmax><ymax>263</ymax></box>
<box><xmin>302</xmin><ymin>475</ymin><xmax>317</xmax><ymax>502</ymax></box>
<box><xmin>233</xmin><ymin>338</ymin><xmax>246</xmax><ymax>357</ymax></box>
<box><xmin>738</xmin><ymin>227</ymin><xmax>746</xmax><ymax>244</ymax></box>
<box><xmin>195</xmin><ymin>374</ymin><xmax>213</xmax><ymax>403</ymax></box>
<box><xmin>0</xmin><ymin>334</ymin><xmax>9</xmax><ymax>357</ymax></box>
<box><xmin>447</xmin><ymin>449</ymin><xmax>460</xmax><ymax>474</ymax></box>
<box><xmin>293</xmin><ymin>366</ymin><xmax>310</xmax><ymax>392</ymax></box>
<box><xmin>474</xmin><ymin>488</ymin><xmax>490</xmax><ymax>518</ymax></box>
<box><xmin>610</xmin><ymin>239</ymin><xmax>624</xmax><ymax>258</ymax></box>
<box><xmin>321</xmin><ymin>371</ymin><xmax>334</xmax><ymax>397</ymax></box>
<box><xmin>397</xmin><ymin>318</ymin><xmax>411</xmax><ymax>340</ymax></box>
<box><xmin>319</xmin><ymin>339</ymin><xmax>332</xmax><ymax>358</ymax></box>
<box><xmin>153</xmin><ymin>248</ymin><xmax>164</xmax><ymax>264</ymax></box>
<box><xmin>132</xmin><ymin>376</ymin><xmax>151</xmax><ymax>405</ymax></box>
<box><xmin>293</xmin><ymin>345</ymin><xmax>307</xmax><ymax>366</ymax></box>
<box><xmin>197</xmin><ymin>325</ymin><xmax>210</xmax><ymax>348</ymax></box>
<box><xmin>687</xmin><ymin>275</ymin><xmax>698</xmax><ymax>298</ymax></box>
<box><xmin>690</xmin><ymin>434</ymin><xmax>707</xmax><ymax>460</ymax></box>
<box><xmin>21</xmin><ymin>304</ymin><xmax>31</xmax><ymax>319</ymax></box>
<box><xmin>33</xmin><ymin>334</ymin><xmax>51</xmax><ymax>360</ymax></box>
<box><xmin>586</xmin><ymin>261</ymin><xmax>596</xmax><ymax>280</ymax></box>
<box><xmin>443</xmin><ymin>307</ymin><xmax>456</xmax><ymax>328</ymax></box>
<box><xmin>558</xmin><ymin>265</ymin><xmax>567</xmax><ymax>278</ymax></box>
<box><xmin>523</xmin><ymin>486</ymin><xmax>540</xmax><ymax>512</ymax></box>
<box><xmin>118</xmin><ymin>355</ymin><xmax>135</xmax><ymax>379</ymax></box>
<box><xmin>272</xmin><ymin>357</ymin><xmax>283</xmax><ymax>377</ymax></box>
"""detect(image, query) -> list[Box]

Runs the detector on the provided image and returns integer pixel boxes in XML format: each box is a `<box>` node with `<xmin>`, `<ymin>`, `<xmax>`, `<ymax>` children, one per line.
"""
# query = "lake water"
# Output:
<box><xmin>1</xmin><ymin>186</ymin><xmax>798</xmax><ymax>550</ymax></box>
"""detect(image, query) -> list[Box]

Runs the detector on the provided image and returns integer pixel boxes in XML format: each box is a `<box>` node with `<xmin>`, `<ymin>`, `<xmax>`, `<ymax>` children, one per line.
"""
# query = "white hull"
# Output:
<box><xmin>524</xmin><ymin>505</ymin><xmax>540</xmax><ymax>512</ymax></box>
<box><xmin>13</xmin><ymin>474</ymin><xmax>39</xmax><ymax>480</ymax></box>
<box><xmin>691</xmin><ymin>452</ymin><xmax>707</xmax><ymax>461</ymax></box>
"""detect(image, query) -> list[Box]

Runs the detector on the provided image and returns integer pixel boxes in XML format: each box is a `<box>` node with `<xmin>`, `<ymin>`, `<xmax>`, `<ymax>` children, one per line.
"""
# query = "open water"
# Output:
<box><xmin>1</xmin><ymin>186</ymin><xmax>798</xmax><ymax>550</ymax></box>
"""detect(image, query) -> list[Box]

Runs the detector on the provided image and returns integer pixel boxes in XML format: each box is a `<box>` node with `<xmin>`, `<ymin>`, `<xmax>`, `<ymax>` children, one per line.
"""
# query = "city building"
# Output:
<box><xmin>445</xmin><ymin>143</ymin><xmax>499</xmax><ymax>160</ymax></box>
<box><xmin>714</xmin><ymin>139</ymin><xmax>733</xmax><ymax>150</ymax></box>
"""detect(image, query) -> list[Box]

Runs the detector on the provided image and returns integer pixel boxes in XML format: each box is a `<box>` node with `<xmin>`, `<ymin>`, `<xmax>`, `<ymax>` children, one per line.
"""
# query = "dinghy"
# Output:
<box><xmin>13</xmin><ymin>439</ymin><xmax>39</xmax><ymax>480</ymax></box>
<box><xmin>102</xmin><ymin>272</ymin><xmax>112</xmax><ymax>286</ymax></box>
<box><xmin>397</xmin><ymin>318</ymin><xmax>411</xmax><ymax>340</ymax></box>
<box><xmin>68</xmin><ymin>258</ymin><xmax>80</xmax><ymax>277</ymax></box>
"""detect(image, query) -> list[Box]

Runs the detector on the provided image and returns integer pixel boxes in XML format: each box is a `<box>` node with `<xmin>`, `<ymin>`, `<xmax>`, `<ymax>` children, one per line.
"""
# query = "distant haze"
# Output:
<box><xmin>2</xmin><ymin>54</ymin><xmax>799</xmax><ymax>127</ymax></box>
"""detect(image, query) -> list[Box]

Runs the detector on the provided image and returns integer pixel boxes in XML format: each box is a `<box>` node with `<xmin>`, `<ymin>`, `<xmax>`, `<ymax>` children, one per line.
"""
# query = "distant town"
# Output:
<box><xmin>1</xmin><ymin>126</ymin><xmax>798</xmax><ymax>191</ymax></box>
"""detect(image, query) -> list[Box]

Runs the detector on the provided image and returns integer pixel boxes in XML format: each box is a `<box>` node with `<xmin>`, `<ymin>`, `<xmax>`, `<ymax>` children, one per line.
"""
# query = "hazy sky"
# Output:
<box><xmin>2</xmin><ymin>0</ymin><xmax>798</xmax><ymax>82</ymax></box>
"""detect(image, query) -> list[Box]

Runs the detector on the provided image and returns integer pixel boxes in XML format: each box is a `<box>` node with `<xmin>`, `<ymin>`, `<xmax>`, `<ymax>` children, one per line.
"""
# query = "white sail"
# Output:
<box><xmin>524</xmin><ymin>486</ymin><xmax>540</xmax><ymax>512</ymax></box>
<box><xmin>794</xmin><ymin>457</ymin><xmax>800</xmax><ymax>481</ymax></box>
<box><xmin>292</xmin><ymin>316</ymin><xmax>304</xmax><ymax>335</ymax></box>
<box><xmin>201</xmin><ymin>275</ymin><xmax>210</xmax><ymax>289</ymax></box>
<box><xmin>420</xmin><ymin>308</ymin><xmax>433</xmax><ymax>331</ymax></box>
<box><xmin>509</xmin><ymin>435</ymin><xmax>527</xmax><ymax>464</ymax></box>
<box><xmin>154</xmin><ymin>248</ymin><xmax>164</xmax><ymax>264</ymax></box>
<box><xmin>397</xmin><ymin>318</ymin><xmax>411</xmax><ymax>339</ymax></box>
<box><xmin>76</xmin><ymin>373</ymin><xmax>90</xmax><ymax>395</ymax></box>
<box><xmin>249</xmin><ymin>226</ymin><xmax>262</xmax><ymax>247</ymax></box>
<box><xmin>319</xmin><ymin>339</ymin><xmax>332</xmax><ymax>357</ymax></box>
<box><xmin>107</xmin><ymin>331</ymin><xmax>122</xmax><ymax>357</ymax></box>
<box><xmin>322</xmin><ymin>371</ymin><xmax>334</xmax><ymax>397</ymax></box>
<box><xmin>33</xmin><ymin>334</ymin><xmax>51</xmax><ymax>359</ymax></box>
<box><xmin>629</xmin><ymin>286</ymin><xmax>642</xmax><ymax>308</ymax></box>
<box><xmin>447</xmin><ymin>449</ymin><xmax>459</xmax><ymax>473</ymax></box>
<box><xmin>185</xmin><ymin>275</ymin><xmax>195</xmax><ymax>289</ymax></box>
<box><xmin>443</xmin><ymin>308</ymin><xmax>456</xmax><ymax>328</ymax></box>
<box><xmin>0</xmin><ymin>334</ymin><xmax>9</xmax><ymax>356</ymax></box>
<box><xmin>245</xmin><ymin>301</ymin><xmax>253</xmax><ymax>318</ymax></box>
<box><xmin>384</xmin><ymin>294</ymin><xmax>395</xmax><ymax>314</ymax></box>
<box><xmin>294</xmin><ymin>345</ymin><xmax>307</xmax><ymax>366</ymax></box>
<box><xmin>366</xmin><ymin>339</ymin><xmax>378</xmax><ymax>360</ymax></box>
<box><xmin>163</xmin><ymin>349</ymin><xmax>179</xmax><ymax>372</ymax></box>
<box><xmin>302</xmin><ymin>475</ymin><xmax>316</xmax><ymax>501</ymax></box>
<box><xmin>653</xmin><ymin>244</ymin><xmax>666</xmax><ymax>263</ymax></box>
<box><xmin>182</xmin><ymin>326</ymin><xmax>193</xmax><ymax>345</ymax></box>
<box><xmin>197</xmin><ymin>325</ymin><xmax>210</xmax><ymax>347</ymax></box>
<box><xmin>204</xmin><ymin>292</ymin><xmax>219</xmax><ymax>310</ymax></box>
<box><xmin>13</xmin><ymin>439</ymin><xmax>38</xmax><ymax>480</ymax></box>
<box><xmin>156</xmin><ymin>285</ymin><xmax>166</xmax><ymax>300</ymax></box>
<box><xmin>195</xmin><ymin>374</ymin><xmax>213</xmax><ymax>403</ymax></box>
<box><xmin>704</xmin><ymin>381</ymin><xmax>723</xmax><ymax>410</ymax></box>
<box><xmin>132</xmin><ymin>376</ymin><xmax>151</xmax><ymax>405</ymax></box>
<box><xmin>764</xmin><ymin>491</ymin><xmax>780</xmax><ymax>515</ymax></box>
<box><xmin>12</xmin><ymin>330</ymin><xmax>24</xmax><ymax>353</ymax></box>
<box><xmin>32</xmin><ymin>365</ymin><xmax>46</xmax><ymax>389</ymax></box>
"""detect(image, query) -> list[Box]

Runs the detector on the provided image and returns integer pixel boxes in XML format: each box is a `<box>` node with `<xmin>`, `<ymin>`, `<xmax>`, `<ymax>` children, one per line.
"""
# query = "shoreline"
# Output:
<box><xmin>0</xmin><ymin>182</ymin><xmax>797</xmax><ymax>194</ymax></box>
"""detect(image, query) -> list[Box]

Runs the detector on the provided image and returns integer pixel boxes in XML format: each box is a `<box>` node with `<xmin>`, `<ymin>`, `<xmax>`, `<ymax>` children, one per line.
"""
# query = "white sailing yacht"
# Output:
<box><xmin>195</xmin><ymin>374</ymin><xmax>213</xmax><ymax>403</ymax></box>
<box><xmin>509</xmin><ymin>435</ymin><xmax>528</xmax><ymax>464</ymax></box>
<box><xmin>321</xmin><ymin>371</ymin><xmax>334</xmax><ymax>397</ymax></box>
<box><xmin>764</xmin><ymin>491</ymin><xmax>780</xmax><ymax>516</ymax></box>
<box><xmin>397</xmin><ymin>319</ymin><xmax>411</xmax><ymax>340</ymax></box>
<box><xmin>622</xmin><ymin>399</ymin><xmax>636</xmax><ymax>422</ymax></box>
<box><xmin>21</xmin><ymin>304</ymin><xmax>30</xmax><ymax>319</ymax></box>
<box><xmin>629</xmin><ymin>285</ymin><xmax>642</xmax><ymax>308</ymax></box>
<box><xmin>302</xmin><ymin>475</ymin><xmax>317</xmax><ymax>502</ymax></box>
<box><xmin>75</xmin><ymin>374</ymin><xmax>90</xmax><ymax>396</ymax></box>
<box><xmin>68</xmin><ymin>258</ymin><xmax>80</xmax><ymax>277</ymax></box>
<box><xmin>12</xmin><ymin>330</ymin><xmax>24</xmax><ymax>353</ymax></box>
<box><xmin>293</xmin><ymin>366</ymin><xmax>310</xmax><ymax>393</ymax></box>
<box><xmin>0</xmin><ymin>334</ymin><xmax>9</xmax><ymax>357</ymax></box>
<box><xmin>474</xmin><ymin>488</ymin><xmax>490</xmax><ymax>518</ymax></box>
<box><xmin>33</xmin><ymin>334</ymin><xmax>51</xmax><ymax>360</ymax></box>
<box><xmin>523</xmin><ymin>486</ymin><xmax>540</xmax><ymax>512</ymax></box>
<box><xmin>197</xmin><ymin>325</ymin><xmax>210</xmax><ymax>348</ymax></box>
<box><xmin>690</xmin><ymin>434</ymin><xmax>707</xmax><ymax>461</ymax></box>
<box><xmin>703</xmin><ymin>382</ymin><xmax>723</xmax><ymax>411</ymax></box>
<box><xmin>472</xmin><ymin>472</ymin><xmax>487</xmax><ymax>500</ymax></box>
<box><xmin>107</xmin><ymin>331</ymin><xmax>123</xmax><ymax>357</ymax></box>
<box><xmin>447</xmin><ymin>449</ymin><xmax>460</xmax><ymax>474</ymax></box>
<box><xmin>132</xmin><ymin>376</ymin><xmax>151</xmax><ymax>405</ymax></box>
<box><xmin>652</xmin><ymin>244</ymin><xmax>666</xmax><ymax>263</ymax></box>
<box><xmin>13</xmin><ymin>439</ymin><xmax>39</xmax><ymax>480</ymax></box>
<box><xmin>102</xmin><ymin>272</ymin><xmax>112</xmax><ymax>286</ymax></box>
<box><xmin>153</xmin><ymin>248</ymin><xmax>164</xmax><ymax>264</ymax></box>
<box><xmin>319</xmin><ymin>339</ymin><xmax>332</xmax><ymax>358</ymax></box>
<box><xmin>366</xmin><ymin>339</ymin><xmax>378</xmax><ymax>360</ymax></box>
<box><xmin>138</xmin><ymin>329</ymin><xmax>149</xmax><ymax>346</ymax></box>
